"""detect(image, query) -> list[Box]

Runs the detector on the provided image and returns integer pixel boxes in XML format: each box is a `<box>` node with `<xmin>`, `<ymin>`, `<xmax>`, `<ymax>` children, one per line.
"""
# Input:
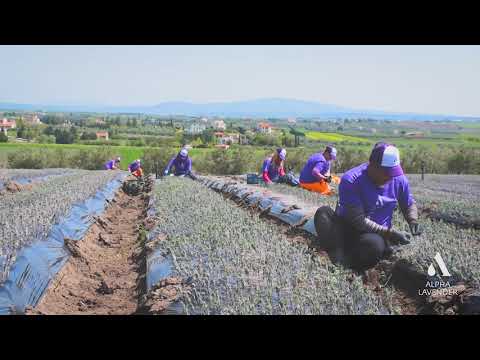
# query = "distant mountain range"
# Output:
<box><xmin>1</xmin><ymin>98</ymin><xmax>479</xmax><ymax>121</ymax></box>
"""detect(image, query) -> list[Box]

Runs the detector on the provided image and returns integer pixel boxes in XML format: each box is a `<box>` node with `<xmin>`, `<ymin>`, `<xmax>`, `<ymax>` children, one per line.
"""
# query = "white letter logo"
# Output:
<box><xmin>427</xmin><ymin>253</ymin><xmax>451</xmax><ymax>277</ymax></box>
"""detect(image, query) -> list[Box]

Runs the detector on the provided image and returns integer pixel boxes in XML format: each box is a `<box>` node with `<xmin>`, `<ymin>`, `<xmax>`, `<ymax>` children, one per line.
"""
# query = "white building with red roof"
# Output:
<box><xmin>0</xmin><ymin>118</ymin><xmax>16</xmax><ymax>135</ymax></box>
<box><xmin>256</xmin><ymin>122</ymin><xmax>272</xmax><ymax>134</ymax></box>
<box><xmin>96</xmin><ymin>131</ymin><xmax>109</xmax><ymax>140</ymax></box>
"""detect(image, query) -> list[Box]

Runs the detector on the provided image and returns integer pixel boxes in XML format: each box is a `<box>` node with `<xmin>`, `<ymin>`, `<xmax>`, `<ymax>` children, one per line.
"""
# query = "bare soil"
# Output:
<box><xmin>30</xmin><ymin>187</ymin><xmax>149</xmax><ymax>315</ymax></box>
<box><xmin>0</xmin><ymin>181</ymin><xmax>33</xmax><ymax>195</ymax></box>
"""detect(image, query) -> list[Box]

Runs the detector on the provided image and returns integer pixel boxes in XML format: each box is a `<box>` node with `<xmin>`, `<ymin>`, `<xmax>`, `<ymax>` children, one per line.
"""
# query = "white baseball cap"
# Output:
<box><xmin>369</xmin><ymin>143</ymin><xmax>403</xmax><ymax>177</ymax></box>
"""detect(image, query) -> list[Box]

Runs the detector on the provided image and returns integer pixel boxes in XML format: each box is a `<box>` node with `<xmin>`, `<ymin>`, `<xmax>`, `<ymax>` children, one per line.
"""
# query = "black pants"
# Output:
<box><xmin>277</xmin><ymin>173</ymin><xmax>300</xmax><ymax>187</ymax></box>
<box><xmin>314</xmin><ymin>206</ymin><xmax>386</xmax><ymax>271</ymax></box>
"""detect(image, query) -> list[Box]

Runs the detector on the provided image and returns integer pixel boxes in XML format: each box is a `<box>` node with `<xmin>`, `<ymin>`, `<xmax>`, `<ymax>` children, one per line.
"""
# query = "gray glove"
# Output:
<box><xmin>408</xmin><ymin>221</ymin><xmax>423</xmax><ymax>236</ymax></box>
<box><xmin>325</xmin><ymin>175</ymin><xmax>332</xmax><ymax>184</ymax></box>
<box><xmin>388</xmin><ymin>229</ymin><xmax>412</xmax><ymax>245</ymax></box>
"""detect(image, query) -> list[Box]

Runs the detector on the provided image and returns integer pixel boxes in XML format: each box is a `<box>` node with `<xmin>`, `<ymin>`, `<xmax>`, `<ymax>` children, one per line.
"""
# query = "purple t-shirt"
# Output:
<box><xmin>165</xmin><ymin>155</ymin><xmax>192</xmax><ymax>175</ymax></box>
<box><xmin>128</xmin><ymin>161</ymin><xmax>140</xmax><ymax>172</ymax></box>
<box><xmin>299</xmin><ymin>153</ymin><xmax>330</xmax><ymax>183</ymax></box>
<box><xmin>262</xmin><ymin>157</ymin><xmax>281</xmax><ymax>181</ymax></box>
<box><xmin>104</xmin><ymin>160</ymin><xmax>115</xmax><ymax>170</ymax></box>
<box><xmin>336</xmin><ymin>162</ymin><xmax>414</xmax><ymax>229</ymax></box>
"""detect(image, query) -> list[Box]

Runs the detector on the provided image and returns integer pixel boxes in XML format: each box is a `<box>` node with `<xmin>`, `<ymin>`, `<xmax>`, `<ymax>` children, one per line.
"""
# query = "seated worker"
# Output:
<box><xmin>262</xmin><ymin>148</ymin><xmax>286</xmax><ymax>184</ymax></box>
<box><xmin>164</xmin><ymin>148</ymin><xmax>196</xmax><ymax>179</ymax></box>
<box><xmin>128</xmin><ymin>159</ymin><xmax>143</xmax><ymax>178</ymax></box>
<box><xmin>104</xmin><ymin>157</ymin><xmax>121</xmax><ymax>170</ymax></box>
<box><xmin>313</xmin><ymin>143</ymin><xmax>422</xmax><ymax>271</ymax></box>
<box><xmin>299</xmin><ymin>146</ymin><xmax>337</xmax><ymax>195</ymax></box>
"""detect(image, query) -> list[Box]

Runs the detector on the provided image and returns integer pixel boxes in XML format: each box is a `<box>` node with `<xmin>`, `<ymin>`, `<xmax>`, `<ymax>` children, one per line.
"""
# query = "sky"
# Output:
<box><xmin>0</xmin><ymin>45</ymin><xmax>479</xmax><ymax>116</ymax></box>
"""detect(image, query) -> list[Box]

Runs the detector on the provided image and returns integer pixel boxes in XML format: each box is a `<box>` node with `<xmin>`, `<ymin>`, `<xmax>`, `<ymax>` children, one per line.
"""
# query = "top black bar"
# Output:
<box><xmin>1</xmin><ymin>4</ymin><xmax>479</xmax><ymax>45</ymax></box>
<box><xmin>2</xmin><ymin>29</ymin><xmax>480</xmax><ymax>45</ymax></box>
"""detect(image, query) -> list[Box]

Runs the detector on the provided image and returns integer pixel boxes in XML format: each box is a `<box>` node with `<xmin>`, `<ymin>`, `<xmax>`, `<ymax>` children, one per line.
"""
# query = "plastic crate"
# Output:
<box><xmin>247</xmin><ymin>173</ymin><xmax>259</xmax><ymax>184</ymax></box>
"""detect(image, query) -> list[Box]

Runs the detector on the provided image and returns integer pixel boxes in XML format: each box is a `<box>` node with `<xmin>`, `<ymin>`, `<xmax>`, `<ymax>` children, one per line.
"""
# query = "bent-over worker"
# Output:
<box><xmin>299</xmin><ymin>146</ymin><xmax>337</xmax><ymax>195</ymax></box>
<box><xmin>128</xmin><ymin>159</ymin><xmax>143</xmax><ymax>178</ymax></box>
<box><xmin>104</xmin><ymin>157</ymin><xmax>121</xmax><ymax>170</ymax></box>
<box><xmin>164</xmin><ymin>148</ymin><xmax>197</xmax><ymax>179</ymax></box>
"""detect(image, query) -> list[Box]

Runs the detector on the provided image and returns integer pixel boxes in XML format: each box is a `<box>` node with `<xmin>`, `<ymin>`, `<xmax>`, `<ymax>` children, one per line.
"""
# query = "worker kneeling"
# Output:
<box><xmin>314</xmin><ymin>143</ymin><xmax>422</xmax><ymax>271</ymax></box>
<box><xmin>128</xmin><ymin>159</ymin><xmax>143</xmax><ymax>178</ymax></box>
<box><xmin>104</xmin><ymin>156</ymin><xmax>121</xmax><ymax>170</ymax></box>
<box><xmin>262</xmin><ymin>148</ymin><xmax>286</xmax><ymax>184</ymax></box>
<box><xmin>164</xmin><ymin>148</ymin><xmax>197</xmax><ymax>180</ymax></box>
<box><xmin>299</xmin><ymin>146</ymin><xmax>337</xmax><ymax>195</ymax></box>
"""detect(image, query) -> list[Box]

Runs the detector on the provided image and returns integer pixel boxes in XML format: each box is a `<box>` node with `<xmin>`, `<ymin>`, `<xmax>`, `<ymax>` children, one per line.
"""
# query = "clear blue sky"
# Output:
<box><xmin>0</xmin><ymin>45</ymin><xmax>479</xmax><ymax>116</ymax></box>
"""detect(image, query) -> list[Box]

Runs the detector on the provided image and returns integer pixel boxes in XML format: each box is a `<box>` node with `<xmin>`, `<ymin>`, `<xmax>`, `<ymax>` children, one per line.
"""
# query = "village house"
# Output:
<box><xmin>0</xmin><ymin>118</ymin><xmax>16</xmax><ymax>135</ymax></box>
<box><xmin>21</xmin><ymin>114</ymin><xmax>41</xmax><ymax>125</ymax></box>
<box><xmin>215</xmin><ymin>144</ymin><xmax>230</xmax><ymax>150</ymax></box>
<box><xmin>214</xmin><ymin>131</ymin><xmax>224</xmax><ymax>139</ymax></box>
<box><xmin>256</xmin><ymin>122</ymin><xmax>272</xmax><ymax>134</ymax></box>
<box><xmin>405</xmin><ymin>131</ymin><xmax>425</xmax><ymax>138</ymax></box>
<box><xmin>213</xmin><ymin>119</ymin><xmax>226</xmax><ymax>131</ymax></box>
<box><xmin>229</xmin><ymin>133</ymin><xmax>240</xmax><ymax>142</ymax></box>
<box><xmin>96</xmin><ymin>131</ymin><xmax>109</xmax><ymax>141</ymax></box>
<box><xmin>219</xmin><ymin>135</ymin><xmax>235</xmax><ymax>145</ymax></box>
<box><xmin>186</xmin><ymin>122</ymin><xmax>206</xmax><ymax>135</ymax></box>
<box><xmin>287</xmin><ymin>117</ymin><xmax>297</xmax><ymax>124</ymax></box>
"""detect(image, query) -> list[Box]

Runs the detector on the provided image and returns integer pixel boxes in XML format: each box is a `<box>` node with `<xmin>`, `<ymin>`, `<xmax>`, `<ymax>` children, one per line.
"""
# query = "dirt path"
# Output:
<box><xmin>31</xmin><ymin>187</ymin><xmax>148</xmax><ymax>315</ymax></box>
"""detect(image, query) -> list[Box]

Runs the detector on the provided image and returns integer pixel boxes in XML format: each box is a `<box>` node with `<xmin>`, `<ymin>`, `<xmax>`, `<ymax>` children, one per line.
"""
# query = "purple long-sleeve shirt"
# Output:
<box><xmin>104</xmin><ymin>160</ymin><xmax>116</xmax><ymax>170</ymax></box>
<box><xmin>336</xmin><ymin>162</ymin><xmax>414</xmax><ymax>229</ymax></box>
<box><xmin>262</xmin><ymin>157</ymin><xmax>285</xmax><ymax>182</ymax></box>
<box><xmin>299</xmin><ymin>153</ymin><xmax>330</xmax><ymax>183</ymax></box>
<box><xmin>165</xmin><ymin>155</ymin><xmax>192</xmax><ymax>175</ymax></box>
<box><xmin>128</xmin><ymin>161</ymin><xmax>140</xmax><ymax>172</ymax></box>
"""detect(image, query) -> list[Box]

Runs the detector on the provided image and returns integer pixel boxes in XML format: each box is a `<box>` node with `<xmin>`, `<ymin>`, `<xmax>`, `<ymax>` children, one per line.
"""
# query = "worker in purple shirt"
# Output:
<box><xmin>104</xmin><ymin>157</ymin><xmax>121</xmax><ymax>170</ymax></box>
<box><xmin>299</xmin><ymin>146</ymin><xmax>337</xmax><ymax>195</ymax></box>
<box><xmin>128</xmin><ymin>159</ymin><xmax>143</xmax><ymax>177</ymax></box>
<box><xmin>262</xmin><ymin>148</ymin><xmax>286</xmax><ymax>184</ymax></box>
<box><xmin>164</xmin><ymin>148</ymin><xmax>196</xmax><ymax>179</ymax></box>
<box><xmin>314</xmin><ymin>142</ymin><xmax>422</xmax><ymax>270</ymax></box>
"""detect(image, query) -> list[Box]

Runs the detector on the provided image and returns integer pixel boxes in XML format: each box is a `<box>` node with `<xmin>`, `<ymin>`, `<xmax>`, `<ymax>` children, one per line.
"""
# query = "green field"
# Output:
<box><xmin>0</xmin><ymin>142</ymin><xmax>210</xmax><ymax>170</ymax></box>
<box><xmin>305</xmin><ymin>131</ymin><xmax>372</xmax><ymax>144</ymax></box>
<box><xmin>365</xmin><ymin>135</ymin><xmax>480</xmax><ymax>149</ymax></box>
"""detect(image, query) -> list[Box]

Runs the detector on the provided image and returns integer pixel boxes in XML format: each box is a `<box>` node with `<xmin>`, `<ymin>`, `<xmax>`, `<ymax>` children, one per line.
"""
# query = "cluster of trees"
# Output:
<box><xmin>7</xmin><ymin>147</ymin><xmax>117</xmax><ymax>170</ymax></box>
<box><xmin>44</xmin><ymin>126</ymin><xmax>78</xmax><ymax>144</ymax></box>
<box><xmin>40</xmin><ymin>115</ymin><xmax>69</xmax><ymax>125</ymax></box>
<box><xmin>80</xmin><ymin>131</ymin><xmax>98</xmax><ymax>140</ymax></box>
<box><xmin>16</xmin><ymin>122</ymin><xmax>42</xmax><ymax>140</ymax></box>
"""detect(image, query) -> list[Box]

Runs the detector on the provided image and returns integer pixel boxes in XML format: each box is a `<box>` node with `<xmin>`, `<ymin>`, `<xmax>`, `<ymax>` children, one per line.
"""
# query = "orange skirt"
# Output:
<box><xmin>300</xmin><ymin>180</ymin><xmax>333</xmax><ymax>195</ymax></box>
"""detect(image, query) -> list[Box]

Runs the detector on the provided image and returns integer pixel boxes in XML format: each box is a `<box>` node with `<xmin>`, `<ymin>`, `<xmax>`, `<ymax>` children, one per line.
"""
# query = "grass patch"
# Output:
<box><xmin>0</xmin><ymin>142</ymin><xmax>210</xmax><ymax>170</ymax></box>
<box><xmin>305</xmin><ymin>131</ymin><xmax>372</xmax><ymax>144</ymax></box>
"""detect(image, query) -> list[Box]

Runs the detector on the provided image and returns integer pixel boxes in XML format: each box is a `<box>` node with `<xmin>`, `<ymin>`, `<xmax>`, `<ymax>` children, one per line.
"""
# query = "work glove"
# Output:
<box><xmin>163</xmin><ymin>171</ymin><xmax>168</xmax><ymax>176</ymax></box>
<box><xmin>388</xmin><ymin>229</ymin><xmax>412</xmax><ymax>245</ymax></box>
<box><xmin>408</xmin><ymin>221</ymin><xmax>423</xmax><ymax>236</ymax></box>
<box><xmin>325</xmin><ymin>175</ymin><xmax>332</xmax><ymax>184</ymax></box>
